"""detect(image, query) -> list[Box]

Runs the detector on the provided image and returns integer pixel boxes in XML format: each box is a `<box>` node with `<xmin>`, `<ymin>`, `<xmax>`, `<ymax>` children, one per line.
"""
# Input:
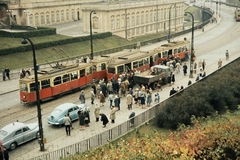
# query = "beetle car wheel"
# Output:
<box><xmin>10</xmin><ymin>142</ymin><xmax>17</xmax><ymax>150</ymax></box>
<box><xmin>152</xmin><ymin>82</ymin><xmax>158</xmax><ymax>90</ymax></box>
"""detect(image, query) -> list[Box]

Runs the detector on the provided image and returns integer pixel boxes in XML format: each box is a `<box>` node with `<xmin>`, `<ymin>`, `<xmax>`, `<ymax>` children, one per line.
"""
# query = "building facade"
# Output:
<box><xmin>82</xmin><ymin>0</ymin><xmax>185</xmax><ymax>38</ymax></box>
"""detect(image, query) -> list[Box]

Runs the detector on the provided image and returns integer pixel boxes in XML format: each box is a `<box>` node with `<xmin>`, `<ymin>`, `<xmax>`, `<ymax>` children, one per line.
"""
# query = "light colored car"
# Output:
<box><xmin>47</xmin><ymin>102</ymin><xmax>88</xmax><ymax>126</ymax></box>
<box><xmin>0</xmin><ymin>122</ymin><xmax>40</xmax><ymax>150</ymax></box>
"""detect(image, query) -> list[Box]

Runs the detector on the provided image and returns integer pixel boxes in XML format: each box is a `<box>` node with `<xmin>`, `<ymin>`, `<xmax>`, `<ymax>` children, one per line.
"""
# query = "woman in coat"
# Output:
<box><xmin>84</xmin><ymin>108</ymin><xmax>90</xmax><ymax>127</ymax></box>
<box><xmin>94</xmin><ymin>104</ymin><xmax>100</xmax><ymax>122</ymax></box>
<box><xmin>100</xmin><ymin>113</ymin><xmax>109</xmax><ymax>128</ymax></box>
<box><xmin>146</xmin><ymin>91</ymin><xmax>152</xmax><ymax>106</ymax></box>
<box><xmin>78</xmin><ymin>110</ymin><xmax>85</xmax><ymax>131</ymax></box>
<box><xmin>126</xmin><ymin>92</ymin><xmax>133</xmax><ymax>110</ymax></box>
<box><xmin>109</xmin><ymin>106</ymin><xmax>117</xmax><ymax>123</ymax></box>
<box><xmin>99</xmin><ymin>91</ymin><xmax>105</xmax><ymax>107</ymax></box>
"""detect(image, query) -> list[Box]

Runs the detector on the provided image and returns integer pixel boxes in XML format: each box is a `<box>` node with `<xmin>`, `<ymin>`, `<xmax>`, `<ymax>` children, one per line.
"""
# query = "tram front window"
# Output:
<box><xmin>20</xmin><ymin>82</ymin><xmax>28</xmax><ymax>92</ymax></box>
<box><xmin>30</xmin><ymin>82</ymin><xmax>40</xmax><ymax>92</ymax></box>
<box><xmin>108</xmin><ymin>67</ymin><xmax>115</xmax><ymax>74</ymax></box>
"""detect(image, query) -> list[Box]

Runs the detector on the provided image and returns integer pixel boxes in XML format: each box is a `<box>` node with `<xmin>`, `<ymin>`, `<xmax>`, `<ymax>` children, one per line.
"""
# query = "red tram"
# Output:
<box><xmin>19</xmin><ymin>40</ymin><xmax>190</xmax><ymax>103</ymax></box>
<box><xmin>19</xmin><ymin>63</ymin><xmax>93</xmax><ymax>103</ymax></box>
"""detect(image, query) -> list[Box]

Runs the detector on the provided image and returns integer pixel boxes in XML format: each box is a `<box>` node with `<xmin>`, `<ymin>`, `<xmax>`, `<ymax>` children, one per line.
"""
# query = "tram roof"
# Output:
<box><xmin>107</xmin><ymin>51</ymin><xmax>150</xmax><ymax>67</ymax></box>
<box><xmin>154</xmin><ymin>40</ymin><xmax>190</xmax><ymax>51</ymax></box>
<box><xmin>19</xmin><ymin>63</ymin><xmax>91</xmax><ymax>82</ymax></box>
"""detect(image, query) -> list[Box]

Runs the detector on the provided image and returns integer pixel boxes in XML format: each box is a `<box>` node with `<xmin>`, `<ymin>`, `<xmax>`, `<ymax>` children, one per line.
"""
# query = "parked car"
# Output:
<box><xmin>47</xmin><ymin>102</ymin><xmax>88</xmax><ymax>126</ymax></box>
<box><xmin>0</xmin><ymin>122</ymin><xmax>40</xmax><ymax>150</ymax></box>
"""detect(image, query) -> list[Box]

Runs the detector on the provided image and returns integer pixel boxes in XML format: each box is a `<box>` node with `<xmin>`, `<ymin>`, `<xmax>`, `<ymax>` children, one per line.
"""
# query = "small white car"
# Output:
<box><xmin>0</xmin><ymin>122</ymin><xmax>40</xmax><ymax>150</ymax></box>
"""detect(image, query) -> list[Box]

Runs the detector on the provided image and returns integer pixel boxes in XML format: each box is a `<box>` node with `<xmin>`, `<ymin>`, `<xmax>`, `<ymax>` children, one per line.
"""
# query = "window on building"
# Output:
<box><xmin>150</xmin><ymin>13</ymin><xmax>153</xmax><ymax>22</ymax></box>
<box><xmin>136</xmin><ymin>15</ymin><xmax>139</xmax><ymax>25</ymax></box>
<box><xmin>35</xmin><ymin>14</ymin><xmax>39</xmax><ymax>25</ymax></box>
<box><xmin>51</xmin><ymin>12</ymin><xmax>55</xmax><ymax>23</ymax></box>
<box><xmin>29</xmin><ymin>15</ymin><xmax>33</xmax><ymax>26</ymax></box>
<box><xmin>141</xmin><ymin>15</ymin><xmax>144</xmax><ymax>24</ymax></box>
<box><xmin>127</xmin><ymin>17</ymin><xmax>130</xmax><ymax>27</ymax></box>
<box><xmin>146</xmin><ymin>14</ymin><xmax>148</xmax><ymax>23</ymax></box>
<box><xmin>132</xmin><ymin>29</ymin><xmax>135</xmax><ymax>36</ymax></box>
<box><xmin>111</xmin><ymin>20</ymin><xmax>115</xmax><ymax>30</ymax></box>
<box><xmin>146</xmin><ymin>26</ymin><xmax>148</xmax><ymax>32</ymax></box>
<box><xmin>66</xmin><ymin>11</ymin><xmax>69</xmax><ymax>21</ymax></box>
<box><xmin>141</xmin><ymin>26</ymin><xmax>144</xmax><ymax>33</ymax></box>
<box><xmin>132</xmin><ymin>16</ymin><xmax>135</xmax><ymax>26</ymax></box>
<box><xmin>61</xmin><ymin>11</ymin><xmax>64</xmax><ymax>21</ymax></box>
<box><xmin>116</xmin><ymin>19</ymin><xmax>120</xmax><ymax>29</ymax></box>
<box><xmin>72</xmin><ymin>10</ymin><xmax>74</xmax><ymax>20</ymax></box>
<box><xmin>46</xmin><ymin>13</ymin><xmax>50</xmax><ymax>24</ymax></box>
<box><xmin>136</xmin><ymin>27</ymin><xmax>139</xmax><ymax>35</ymax></box>
<box><xmin>150</xmin><ymin>24</ymin><xmax>152</xmax><ymax>31</ymax></box>
<box><xmin>56</xmin><ymin>11</ymin><xmax>60</xmax><ymax>22</ymax></box>
<box><xmin>41</xmin><ymin>13</ymin><xmax>45</xmax><ymax>25</ymax></box>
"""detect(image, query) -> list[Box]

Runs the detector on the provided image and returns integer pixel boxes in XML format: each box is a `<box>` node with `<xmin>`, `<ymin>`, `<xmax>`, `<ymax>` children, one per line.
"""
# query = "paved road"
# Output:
<box><xmin>1</xmin><ymin>3</ymin><xmax>240</xmax><ymax>160</ymax></box>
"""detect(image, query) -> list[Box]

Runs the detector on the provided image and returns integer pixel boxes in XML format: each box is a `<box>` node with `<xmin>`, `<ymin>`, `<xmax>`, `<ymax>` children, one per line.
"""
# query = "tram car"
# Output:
<box><xmin>19</xmin><ymin>63</ymin><xmax>93</xmax><ymax>103</ymax></box>
<box><xmin>235</xmin><ymin>8</ymin><xmax>240</xmax><ymax>21</ymax></box>
<box><xmin>90</xmin><ymin>49</ymin><xmax>140</xmax><ymax>81</ymax></box>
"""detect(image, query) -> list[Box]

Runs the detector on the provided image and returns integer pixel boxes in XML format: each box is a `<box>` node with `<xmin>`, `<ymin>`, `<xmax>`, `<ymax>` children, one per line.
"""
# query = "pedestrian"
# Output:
<box><xmin>183</xmin><ymin>63</ymin><xmax>188</xmax><ymax>76</ymax></box>
<box><xmin>94</xmin><ymin>104</ymin><xmax>100</xmax><ymax>122</ymax></box>
<box><xmin>96</xmin><ymin>84</ymin><xmax>101</xmax><ymax>98</ymax></box>
<box><xmin>114</xmin><ymin>95</ymin><xmax>121</xmax><ymax>110</ymax></box>
<box><xmin>68</xmin><ymin>114</ymin><xmax>74</xmax><ymax>129</ymax></box>
<box><xmin>169</xmin><ymin>87</ymin><xmax>177</xmax><ymax>96</ymax></box>
<box><xmin>90</xmin><ymin>90</ymin><xmax>95</xmax><ymax>105</ymax></box>
<box><xmin>167</xmin><ymin>75</ymin><xmax>171</xmax><ymax>86</ymax></box>
<box><xmin>100</xmin><ymin>113</ymin><xmax>109</xmax><ymax>128</ymax></box>
<box><xmin>133</xmin><ymin>88</ymin><xmax>139</xmax><ymax>105</ymax></box>
<box><xmin>108</xmin><ymin>93</ymin><xmax>114</xmax><ymax>107</ymax></box>
<box><xmin>78</xmin><ymin>110</ymin><xmax>85</xmax><ymax>131</ymax></box>
<box><xmin>218</xmin><ymin>58</ymin><xmax>222</xmax><ymax>68</ymax></box>
<box><xmin>140</xmin><ymin>92</ymin><xmax>146</xmax><ymax>109</ymax></box>
<box><xmin>202</xmin><ymin>59</ymin><xmax>206</xmax><ymax>71</ymax></box>
<box><xmin>84</xmin><ymin>107</ymin><xmax>90</xmax><ymax>127</ymax></box>
<box><xmin>4</xmin><ymin>67</ymin><xmax>10</xmax><ymax>80</ymax></box>
<box><xmin>0</xmin><ymin>139</ymin><xmax>9</xmax><ymax>160</ymax></box>
<box><xmin>107</xmin><ymin>81</ymin><xmax>113</xmax><ymax>94</ymax></box>
<box><xmin>99</xmin><ymin>91</ymin><xmax>105</xmax><ymax>107</ymax></box>
<box><xmin>157</xmin><ymin>78</ymin><xmax>162</xmax><ymax>91</ymax></box>
<box><xmin>176</xmin><ymin>62</ymin><xmax>181</xmax><ymax>74</ymax></box>
<box><xmin>146</xmin><ymin>91</ymin><xmax>152</xmax><ymax>106</ymax></box>
<box><xmin>79</xmin><ymin>90</ymin><xmax>85</xmax><ymax>104</ymax></box>
<box><xmin>171</xmin><ymin>73</ymin><xmax>175</xmax><ymax>85</ymax></box>
<box><xmin>2</xmin><ymin>68</ymin><xmax>5</xmax><ymax>81</ymax></box>
<box><xmin>196</xmin><ymin>74</ymin><xmax>200</xmax><ymax>81</ymax></box>
<box><xmin>101</xmin><ymin>83</ymin><xmax>107</xmax><ymax>97</ymax></box>
<box><xmin>63</xmin><ymin>114</ymin><xmax>71</xmax><ymax>136</ymax></box>
<box><xmin>109</xmin><ymin>106</ymin><xmax>117</xmax><ymax>123</ymax></box>
<box><xmin>188</xmin><ymin>80</ymin><xmax>192</xmax><ymax>86</ymax></box>
<box><xmin>129</xmin><ymin>110</ymin><xmax>135</xmax><ymax>128</ymax></box>
<box><xmin>154</xmin><ymin>92</ymin><xmax>160</xmax><ymax>103</ymax></box>
<box><xmin>225</xmin><ymin>50</ymin><xmax>229</xmax><ymax>60</ymax></box>
<box><xmin>126</xmin><ymin>91</ymin><xmax>133</xmax><ymax>110</ymax></box>
<box><xmin>92</xmin><ymin>83</ymin><xmax>97</xmax><ymax>97</ymax></box>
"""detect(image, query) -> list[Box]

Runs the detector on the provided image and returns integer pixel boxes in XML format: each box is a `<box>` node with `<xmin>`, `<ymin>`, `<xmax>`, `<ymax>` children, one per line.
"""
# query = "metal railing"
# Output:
<box><xmin>30</xmin><ymin>104</ymin><xmax>159</xmax><ymax>160</ymax></box>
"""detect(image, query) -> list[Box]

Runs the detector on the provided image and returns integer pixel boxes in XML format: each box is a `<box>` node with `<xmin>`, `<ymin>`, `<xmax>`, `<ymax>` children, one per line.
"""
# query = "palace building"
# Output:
<box><xmin>1</xmin><ymin>0</ymin><xmax>184</xmax><ymax>38</ymax></box>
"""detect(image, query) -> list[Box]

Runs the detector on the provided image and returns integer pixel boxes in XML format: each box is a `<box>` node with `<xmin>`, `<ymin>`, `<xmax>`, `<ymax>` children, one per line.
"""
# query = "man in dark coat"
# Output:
<box><xmin>114</xmin><ymin>95</ymin><xmax>121</xmax><ymax>110</ymax></box>
<box><xmin>169</xmin><ymin>87</ymin><xmax>177</xmax><ymax>96</ymax></box>
<box><xmin>4</xmin><ymin>68</ymin><xmax>10</xmax><ymax>80</ymax></box>
<box><xmin>92</xmin><ymin>83</ymin><xmax>97</xmax><ymax>95</ymax></box>
<box><xmin>129</xmin><ymin>110</ymin><xmax>135</xmax><ymax>127</ymax></box>
<box><xmin>100</xmin><ymin>113</ymin><xmax>109</xmax><ymax>128</ymax></box>
<box><xmin>183</xmin><ymin>63</ymin><xmax>188</xmax><ymax>76</ymax></box>
<box><xmin>78</xmin><ymin>110</ymin><xmax>85</xmax><ymax>131</ymax></box>
<box><xmin>101</xmin><ymin>83</ymin><xmax>107</xmax><ymax>97</ymax></box>
<box><xmin>112</xmin><ymin>80</ymin><xmax>119</xmax><ymax>94</ymax></box>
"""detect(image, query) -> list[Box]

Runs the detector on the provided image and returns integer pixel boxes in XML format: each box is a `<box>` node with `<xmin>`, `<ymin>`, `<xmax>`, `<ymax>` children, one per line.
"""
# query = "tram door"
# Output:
<box><xmin>125</xmin><ymin>63</ymin><xmax>132</xmax><ymax>72</ymax></box>
<box><xmin>150</xmin><ymin>56</ymin><xmax>153</xmax><ymax>67</ymax></box>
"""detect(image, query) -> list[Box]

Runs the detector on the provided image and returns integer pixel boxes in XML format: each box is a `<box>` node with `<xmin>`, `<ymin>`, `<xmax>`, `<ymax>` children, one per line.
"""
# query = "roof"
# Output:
<box><xmin>1</xmin><ymin>122</ymin><xmax>25</xmax><ymax>134</ymax></box>
<box><xmin>55</xmin><ymin>103</ymin><xmax>77</xmax><ymax>110</ymax></box>
<box><xmin>152</xmin><ymin>65</ymin><xmax>170</xmax><ymax>69</ymax></box>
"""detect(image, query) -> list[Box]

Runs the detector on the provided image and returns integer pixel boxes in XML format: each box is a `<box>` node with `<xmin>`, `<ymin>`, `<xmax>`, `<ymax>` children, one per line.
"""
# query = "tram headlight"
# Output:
<box><xmin>23</xmin><ymin>95</ymin><xmax>26</xmax><ymax>99</ymax></box>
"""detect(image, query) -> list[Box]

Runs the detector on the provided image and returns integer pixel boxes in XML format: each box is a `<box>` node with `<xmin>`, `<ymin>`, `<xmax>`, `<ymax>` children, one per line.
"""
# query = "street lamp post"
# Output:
<box><xmin>168</xmin><ymin>3</ymin><xmax>175</xmax><ymax>43</ymax></box>
<box><xmin>90</xmin><ymin>10</ymin><xmax>96</xmax><ymax>60</ymax></box>
<box><xmin>21</xmin><ymin>38</ymin><xmax>45</xmax><ymax>151</ymax></box>
<box><xmin>184</xmin><ymin>12</ymin><xmax>195</xmax><ymax>78</ymax></box>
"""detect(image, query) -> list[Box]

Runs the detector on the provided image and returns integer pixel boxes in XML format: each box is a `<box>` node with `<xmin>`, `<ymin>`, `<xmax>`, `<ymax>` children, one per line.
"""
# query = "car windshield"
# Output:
<box><xmin>53</xmin><ymin>109</ymin><xmax>62</xmax><ymax>114</ymax></box>
<box><xmin>0</xmin><ymin>130</ymin><xmax>8</xmax><ymax>136</ymax></box>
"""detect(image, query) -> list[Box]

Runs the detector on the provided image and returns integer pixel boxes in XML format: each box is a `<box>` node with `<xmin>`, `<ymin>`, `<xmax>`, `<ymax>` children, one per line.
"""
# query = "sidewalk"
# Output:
<box><xmin>11</xmin><ymin>17</ymin><xmax>236</xmax><ymax>159</ymax></box>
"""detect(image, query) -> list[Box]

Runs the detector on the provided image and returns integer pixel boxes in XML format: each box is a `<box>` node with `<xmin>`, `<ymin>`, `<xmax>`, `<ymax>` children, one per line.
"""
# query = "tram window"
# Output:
<box><xmin>41</xmin><ymin>79</ymin><xmax>50</xmax><ymax>89</ymax></box>
<box><xmin>178</xmin><ymin>48</ymin><xmax>181</xmax><ymax>53</ymax></box>
<box><xmin>63</xmin><ymin>74</ymin><xmax>70</xmax><ymax>83</ymax></box>
<box><xmin>117</xmin><ymin>65</ymin><xmax>124</xmax><ymax>74</ymax></box>
<box><xmin>80</xmin><ymin>69</ymin><xmax>85</xmax><ymax>77</ymax></box>
<box><xmin>158</xmin><ymin>52</ymin><xmax>161</xmax><ymax>58</ymax></box>
<box><xmin>139</xmin><ymin>60</ymin><xmax>143</xmax><ymax>67</ymax></box>
<box><xmin>101</xmin><ymin>63</ymin><xmax>106</xmax><ymax>70</ymax></box>
<box><xmin>174</xmin><ymin>48</ymin><xmax>178</xmax><ymax>54</ymax></box>
<box><xmin>30</xmin><ymin>82</ymin><xmax>40</xmax><ymax>92</ymax></box>
<box><xmin>108</xmin><ymin>67</ymin><xmax>115</xmax><ymax>74</ymax></box>
<box><xmin>162</xmin><ymin>51</ymin><xmax>167</xmax><ymax>58</ymax></box>
<box><xmin>71</xmin><ymin>71</ymin><xmax>78</xmax><ymax>80</ymax></box>
<box><xmin>133</xmin><ymin>61</ymin><xmax>138</xmax><ymax>69</ymax></box>
<box><xmin>86</xmin><ymin>67</ymin><xmax>92</xmax><ymax>75</ymax></box>
<box><xmin>54</xmin><ymin>76</ymin><xmax>62</xmax><ymax>86</ymax></box>
<box><xmin>20</xmin><ymin>82</ymin><xmax>28</xmax><ymax>92</ymax></box>
<box><xmin>143</xmin><ymin>58</ymin><xmax>149</xmax><ymax>64</ymax></box>
<box><xmin>154</xmin><ymin>55</ymin><xmax>158</xmax><ymax>61</ymax></box>
<box><xmin>92</xmin><ymin>65</ymin><xmax>97</xmax><ymax>71</ymax></box>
